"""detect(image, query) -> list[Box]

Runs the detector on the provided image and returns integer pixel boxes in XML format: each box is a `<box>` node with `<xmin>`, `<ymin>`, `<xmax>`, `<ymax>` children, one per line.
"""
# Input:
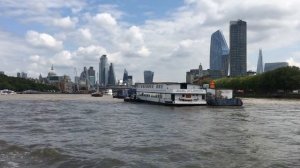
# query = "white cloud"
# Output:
<box><xmin>92</xmin><ymin>13</ymin><xmax>117</xmax><ymax>27</ymax></box>
<box><xmin>76</xmin><ymin>45</ymin><xmax>107</xmax><ymax>57</ymax></box>
<box><xmin>127</xmin><ymin>26</ymin><xmax>143</xmax><ymax>42</ymax></box>
<box><xmin>53</xmin><ymin>16</ymin><xmax>78</xmax><ymax>29</ymax></box>
<box><xmin>97</xmin><ymin>4</ymin><xmax>125</xmax><ymax>19</ymax></box>
<box><xmin>29</xmin><ymin>55</ymin><xmax>40</xmax><ymax>62</ymax></box>
<box><xmin>137</xmin><ymin>46</ymin><xmax>150</xmax><ymax>57</ymax></box>
<box><xmin>50</xmin><ymin>50</ymin><xmax>73</xmax><ymax>66</ymax></box>
<box><xmin>26</xmin><ymin>30</ymin><xmax>63</xmax><ymax>50</ymax></box>
<box><xmin>287</xmin><ymin>58</ymin><xmax>300</xmax><ymax>67</ymax></box>
<box><xmin>0</xmin><ymin>0</ymin><xmax>85</xmax><ymax>17</ymax></box>
<box><xmin>79</xmin><ymin>28</ymin><xmax>92</xmax><ymax>40</ymax></box>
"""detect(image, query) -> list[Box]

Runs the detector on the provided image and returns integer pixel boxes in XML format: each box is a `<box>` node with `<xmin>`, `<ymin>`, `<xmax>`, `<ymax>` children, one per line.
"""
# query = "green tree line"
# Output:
<box><xmin>0</xmin><ymin>74</ymin><xmax>58</xmax><ymax>92</ymax></box>
<box><xmin>215</xmin><ymin>66</ymin><xmax>300</xmax><ymax>93</ymax></box>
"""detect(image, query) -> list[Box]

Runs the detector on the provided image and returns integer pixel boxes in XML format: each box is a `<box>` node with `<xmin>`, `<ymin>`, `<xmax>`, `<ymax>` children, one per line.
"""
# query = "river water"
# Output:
<box><xmin>0</xmin><ymin>94</ymin><xmax>299</xmax><ymax>168</ymax></box>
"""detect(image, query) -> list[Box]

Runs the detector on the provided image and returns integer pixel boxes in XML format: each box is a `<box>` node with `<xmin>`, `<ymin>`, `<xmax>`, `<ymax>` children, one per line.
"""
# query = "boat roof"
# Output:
<box><xmin>135</xmin><ymin>82</ymin><xmax>197</xmax><ymax>85</ymax></box>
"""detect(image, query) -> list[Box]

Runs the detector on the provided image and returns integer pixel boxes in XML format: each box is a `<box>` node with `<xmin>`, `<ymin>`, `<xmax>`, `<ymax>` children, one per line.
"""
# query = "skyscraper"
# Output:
<box><xmin>80</xmin><ymin>67</ymin><xmax>89</xmax><ymax>86</ymax></box>
<box><xmin>210</xmin><ymin>30</ymin><xmax>229</xmax><ymax>74</ymax></box>
<box><xmin>210</xmin><ymin>30</ymin><xmax>230</xmax><ymax>75</ymax></box>
<box><xmin>229</xmin><ymin>20</ymin><xmax>247</xmax><ymax>77</ymax></box>
<box><xmin>123</xmin><ymin>69</ymin><xmax>128</xmax><ymax>85</ymax></box>
<box><xmin>127</xmin><ymin>76</ymin><xmax>133</xmax><ymax>86</ymax></box>
<box><xmin>88</xmin><ymin>66</ymin><xmax>96</xmax><ymax>86</ymax></box>
<box><xmin>108</xmin><ymin>63</ymin><xmax>116</xmax><ymax>86</ymax></box>
<box><xmin>144</xmin><ymin>70</ymin><xmax>154</xmax><ymax>83</ymax></box>
<box><xmin>256</xmin><ymin>49</ymin><xmax>264</xmax><ymax>74</ymax></box>
<box><xmin>99</xmin><ymin>55</ymin><xmax>109</xmax><ymax>86</ymax></box>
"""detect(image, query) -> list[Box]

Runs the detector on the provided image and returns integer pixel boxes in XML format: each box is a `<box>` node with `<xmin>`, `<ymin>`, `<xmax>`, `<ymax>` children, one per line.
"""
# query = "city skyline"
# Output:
<box><xmin>0</xmin><ymin>0</ymin><xmax>300</xmax><ymax>82</ymax></box>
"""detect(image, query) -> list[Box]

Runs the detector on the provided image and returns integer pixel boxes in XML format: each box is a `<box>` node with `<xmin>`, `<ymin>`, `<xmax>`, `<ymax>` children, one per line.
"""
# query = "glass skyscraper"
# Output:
<box><xmin>210</xmin><ymin>30</ymin><xmax>229</xmax><ymax>75</ymax></box>
<box><xmin>123</xmin><ymin>69</ymin><xmax>128</xmax><ymax>85</ymax></box>
<box><xmin>144</xmin><ymin>70</ymin><xmax>154</xmax><ymax>83</ymax></box>
<box><xmin>99</xmin><ymin>55</ymin><xmax>109</xmax><ymax>86</ymax></box>
<box><xmin>256</xmin><ymin>49</ymin><xmax>264</xmax><ymax>74</ymax></box>
<box><xmin>108</xmin><ymin>63</ymin><xmax>116</xmax><ymax>86</ymax></box>
<box><xmin>229</xmin><ymin>20</ymin><xmax>247</xmax><ymax>77</ymax></box>
<box><xmin>88</xmin><ymin>66</ymin><xmax>96</xmax><ymax>86</ymax></box>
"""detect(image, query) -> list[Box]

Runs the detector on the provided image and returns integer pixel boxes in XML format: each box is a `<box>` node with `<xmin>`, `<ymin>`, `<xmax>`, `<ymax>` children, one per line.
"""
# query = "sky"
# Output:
<box><xmin>0</xmin><ymin>0</ymin><xmax>300</xmax><ymax>82</ymax></box>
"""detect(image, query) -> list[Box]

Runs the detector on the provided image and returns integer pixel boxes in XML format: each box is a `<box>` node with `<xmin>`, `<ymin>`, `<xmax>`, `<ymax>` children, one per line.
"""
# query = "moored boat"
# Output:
<box><xmin>0</xmin><ymin>89</ymin><xmax>17</xmax><ymax>95</ymax></box>
<box><xmin>206</xmin><ymin>89</ymin><xmax>243</xmax><ymax>106</ymax></box>
<box><xmin>132</xmin><ymin>83</ymin><xmax>207</xmax><ymax>105</ymax></box>
<box><xmin>91</xmin><ymin>91</ymin><xmax>103</xmax><ymax>97</ymax></box>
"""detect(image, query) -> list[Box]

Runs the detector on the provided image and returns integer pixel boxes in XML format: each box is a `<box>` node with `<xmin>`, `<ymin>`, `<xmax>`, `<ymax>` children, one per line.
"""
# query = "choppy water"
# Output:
<box><xmin>0</xmin><ymin>94</ymin><xmax>299</xmax><ymax>168</ymax></box>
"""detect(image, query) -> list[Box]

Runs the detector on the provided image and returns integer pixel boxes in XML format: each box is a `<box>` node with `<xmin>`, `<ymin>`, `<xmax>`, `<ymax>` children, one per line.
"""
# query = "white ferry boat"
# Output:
<box><xmin>135</xmin><ymin>83</ymin><xmax>207</xmax><ymax>105</ymax></box>
<box><xmin>0</xmin><ymin>89</ymin><xmax>16</xmax><ymax>95</ymax></box>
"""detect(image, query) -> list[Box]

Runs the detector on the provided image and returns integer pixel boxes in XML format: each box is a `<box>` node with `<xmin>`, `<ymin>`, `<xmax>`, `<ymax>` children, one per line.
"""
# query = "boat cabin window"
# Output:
<box><xmin>180</xmin><ymin>83</ymin><xmax>187</xmax><ymax>89</ymax></box>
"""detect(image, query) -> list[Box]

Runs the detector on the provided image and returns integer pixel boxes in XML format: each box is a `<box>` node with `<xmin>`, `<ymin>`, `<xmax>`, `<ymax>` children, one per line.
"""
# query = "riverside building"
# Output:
<box><xmin>264</xmin><ymin>62</ymin><xmax>288</xmax><ymax>72</ymax></box>
<box><xmin>210</xmin><ymin>30</ymin><xmax>230</xmax><ymax>75</ymax></box>
<box><xmin>229</xmin><ymin>20</ymin><xmax>247</xmax><ymax>77</ymax></box>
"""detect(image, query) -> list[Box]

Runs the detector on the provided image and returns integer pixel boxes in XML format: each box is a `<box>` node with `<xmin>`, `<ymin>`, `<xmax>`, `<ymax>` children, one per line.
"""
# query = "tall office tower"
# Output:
<box><xmin>144</xmin><ymin>70</ymin><xmax>154</xmax><ymax>83</ymax></box>
<box><xmin>80</xmin><ymin>67</ymin><xmax>88</xmax><ymax>81</ymax></box>
<box><xmin>229</xmin><ymin>20</ymin><xmax>247</xmax><ymax>77</ymax></box>
<box><xmin>127</xmin><ymin>76</ymin><xmax>133</xmax><ymax>86</ymax></box>
<box><xmin>210</xmin><ymin>30</ymin><xmax>230</xmax><ymax>75</ymax></box>
<box><xmin>256</xmin><ymin>49</ymin><xmax>264</xmax><ymax>74</ymax></box>
<box><xmin>99</xmin><ymin>55</ymin><xmax>109</xmax><ymax>86</ymax></box>
<box><xmin>108</xmin><ymin>63</ymin><xmax>116</xmax><ymax>86</ymax></box>
<box><xmin>88</xmin><ymin>66</ymin><xmax>96</xmax><ymax>86</ymax></box>
<box><xmin>122</xmin><ymin>69</ymin><xmax>128</xmax><ymax>85</ymax></box>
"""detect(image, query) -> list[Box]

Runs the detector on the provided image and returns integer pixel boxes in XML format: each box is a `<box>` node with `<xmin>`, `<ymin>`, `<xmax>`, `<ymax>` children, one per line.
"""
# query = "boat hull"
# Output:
<box><xmin>207</xmin><ymin>98</ymin><xmax>243</xmax><ymax>106</ymax></box>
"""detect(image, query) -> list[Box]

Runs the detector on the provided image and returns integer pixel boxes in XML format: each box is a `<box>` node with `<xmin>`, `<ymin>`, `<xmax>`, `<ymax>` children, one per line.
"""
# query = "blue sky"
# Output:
<box><xmin>0</xmin><ymin>0</ymin><xmax>300</xmax><ymax>82</ymax></box>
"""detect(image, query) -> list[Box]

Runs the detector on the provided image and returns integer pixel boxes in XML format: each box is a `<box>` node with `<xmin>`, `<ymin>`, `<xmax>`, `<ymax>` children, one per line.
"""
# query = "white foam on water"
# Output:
<box><xmin>7</xmin><ymin>161</ymin><xmax>19</xmax><ymax>168</ymax></box>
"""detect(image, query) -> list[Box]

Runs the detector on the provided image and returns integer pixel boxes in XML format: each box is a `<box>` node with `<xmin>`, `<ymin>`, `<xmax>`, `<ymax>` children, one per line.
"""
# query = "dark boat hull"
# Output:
<box><xmin>207</xmin><ymin>98</ymin><xmax>243</xmax><ymax>106</ymax></box>
<box><xmin>91</xmin><ymin>92</ymin><xmax>103</xmax><ymax>97</ymax></box>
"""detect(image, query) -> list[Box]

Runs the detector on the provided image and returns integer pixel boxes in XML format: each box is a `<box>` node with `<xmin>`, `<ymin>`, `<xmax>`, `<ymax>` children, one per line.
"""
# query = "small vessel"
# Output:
<box><xmin>91</xmin><ymin>91</ymin><xmax>103</xmax><ymax>97</ymax></box>
<box><xmin>91</xmin><ymin>82</ymin><xmax>103</xmax><ymax>97</ymax></box>
<box><xmin>206</xmin><ymin>89</ymin><xmax>243</xmax><ymax>106</ymax></box>
<box><xmin>0</xmin><ymin>89</ymin><xmax>16</xmax><ymax>95</ymax></box>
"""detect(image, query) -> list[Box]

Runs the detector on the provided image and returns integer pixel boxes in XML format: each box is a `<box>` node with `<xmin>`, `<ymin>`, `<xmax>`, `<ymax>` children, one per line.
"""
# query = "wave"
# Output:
<box><xmin>0</xmin><ymin>140</ymin><xmax>128</xmax><ymax>168</ymax></box>
<box><xmin>30</xmin><ymin>147</ymin><xmax>69</xmax><ymax>161</ymax></box>
<box><xmin>0</xmin><ymin>140</ymin><xmax>71</xmax><ymax>167</ymax></box>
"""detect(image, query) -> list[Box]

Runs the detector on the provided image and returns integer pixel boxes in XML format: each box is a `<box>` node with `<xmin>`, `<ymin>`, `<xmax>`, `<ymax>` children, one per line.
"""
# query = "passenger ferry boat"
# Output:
<box><xmin>135</xmin><ymin>83</ymin><xmax>207</xmax><ymax>105</ymax></box>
